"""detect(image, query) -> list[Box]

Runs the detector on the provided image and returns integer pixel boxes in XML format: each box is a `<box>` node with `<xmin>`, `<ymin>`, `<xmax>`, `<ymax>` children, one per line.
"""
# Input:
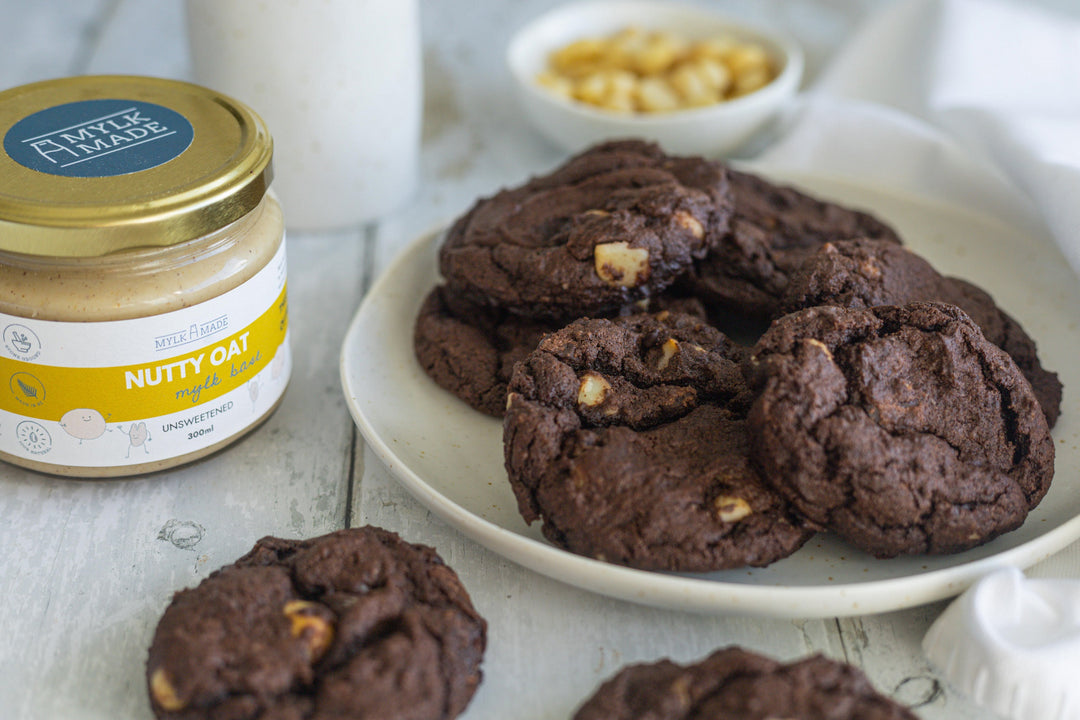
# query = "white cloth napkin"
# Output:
<box><xmin>923</xmin><ymin>567</ymin><xmax>1080</xmax><ymax>720</ymax></box>
<box><xmin>756</xmin><ymin>0</ymin><xmax>1080</xmax><ymax>277</ymax></box>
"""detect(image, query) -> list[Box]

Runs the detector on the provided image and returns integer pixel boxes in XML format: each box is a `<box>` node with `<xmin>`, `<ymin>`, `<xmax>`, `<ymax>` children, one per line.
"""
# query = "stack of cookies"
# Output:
<box><xmin>415</xmin><ymin>140</ymin><xmax>730</xmax><ymax>416</ymax></box>
<box><xmin>414</xmin><ymin>139</ymin><xmax>1060</xmax><ymax>571</ymax></box>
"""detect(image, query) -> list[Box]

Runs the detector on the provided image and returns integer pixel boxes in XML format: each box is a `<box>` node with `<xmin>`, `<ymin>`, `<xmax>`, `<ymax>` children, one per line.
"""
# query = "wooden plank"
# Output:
<box><xmin>81</xmin><ymin>0</ymin><xmax>189</xmax><ymax>79</ymax></box>
<box><xmin>836</xmin><ymin>607</ymin><xmax>979</xmax><ymax>720</ymax></box>
<box><xmin>0</xmin><ymin>0</ymin><xmax>113</xmax><ymax>89</ymax></box>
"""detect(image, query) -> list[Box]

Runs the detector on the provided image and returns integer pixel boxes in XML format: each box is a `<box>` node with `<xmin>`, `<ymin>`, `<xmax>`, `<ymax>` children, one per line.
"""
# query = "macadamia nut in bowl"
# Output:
<box><xmin>507</xmin><ymin>0</ymin><xmax>803</xmax><ymax>157</ymax></box>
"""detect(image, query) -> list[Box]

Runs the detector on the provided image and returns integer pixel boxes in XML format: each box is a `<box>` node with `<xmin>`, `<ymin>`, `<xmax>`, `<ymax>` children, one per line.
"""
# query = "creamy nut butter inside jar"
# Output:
<box><xmin>0</xmin><ymin>75</ymin><xmax>289</xmax><ymax>477</ymax></box>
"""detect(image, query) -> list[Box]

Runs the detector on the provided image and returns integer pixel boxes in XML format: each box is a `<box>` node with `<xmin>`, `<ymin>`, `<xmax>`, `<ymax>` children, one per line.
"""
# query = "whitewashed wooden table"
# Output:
<box><xmin>2</xmin><ymin>1</ymin><xmax>1079</xmax><ymax>719</ymax></box>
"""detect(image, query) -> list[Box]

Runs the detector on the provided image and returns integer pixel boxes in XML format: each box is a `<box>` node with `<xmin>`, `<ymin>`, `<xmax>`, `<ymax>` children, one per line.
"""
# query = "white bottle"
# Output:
<box><xmin>185</xmin><ymin>0</ymin><xmax>421</xmax><ymax>231</ymax></box>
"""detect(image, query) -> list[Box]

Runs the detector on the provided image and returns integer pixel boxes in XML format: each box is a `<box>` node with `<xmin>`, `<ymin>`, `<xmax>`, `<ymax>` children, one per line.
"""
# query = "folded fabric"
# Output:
<box><xmin>757</xmin><ymin>0</ymin><xmax>1080</xmax><ymax>278</ymax></box>
<box><xmin>923</xmin><ymin>567</ymin><xmax>1080</xmax><ymax>720</ymax></box>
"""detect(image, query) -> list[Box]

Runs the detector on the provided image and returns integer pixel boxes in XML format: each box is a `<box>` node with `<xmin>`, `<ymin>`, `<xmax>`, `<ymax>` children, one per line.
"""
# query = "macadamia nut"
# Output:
<box><xmin>149</xmin><ymin>667</ymin><xmax>186</xmax><ymax>712</ymax></box>
<box><xmin>538</xmin><ymin>26</ymin><xmax>777</xmax><ymax>113</ymax></box>
<box><xmin>577</xmin><ymin>372</ymin><xmax>612</xmax><ymax>407</ymax></box>
<box><xmin>282</xmin><ymin>600</ymin><xmax>335</xmax><ymax>662</ymax></box>
<box><xmin>715</xmin><ymin>496</ymin><xmax>753</xmax><ymax>523</ymax></box>
<box><xmin>594</xmin><ymin>242</ymin><xmax>650</xmax><ymax>287</ymax></box>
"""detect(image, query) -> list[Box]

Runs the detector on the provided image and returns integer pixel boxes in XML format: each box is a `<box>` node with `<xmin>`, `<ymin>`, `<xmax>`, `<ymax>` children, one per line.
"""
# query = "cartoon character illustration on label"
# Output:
<box><xmin>248</xmin><ymin>377</ymin><xmax>260</xmax><ymax>412</ymax></box>
<box><xmin>59</xmin><ymin>408</ymin><xmax>109</xmax><ymax>443</ymax></box>
<box><xmin>271</xmin><ymin>345</ymin><xmax>286</xmax><ymax>380</ymax></box>
<box><xmin>120</xmin><ymin>422</ymin><xmax>151</xmax><ymax>458</ymax></box>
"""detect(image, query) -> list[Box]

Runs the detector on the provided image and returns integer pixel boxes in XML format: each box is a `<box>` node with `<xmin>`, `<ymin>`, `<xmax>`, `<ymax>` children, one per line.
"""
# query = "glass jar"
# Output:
<box><xmin>0</xmin><ymin>75</ymin><xmax>289</xmax><ymax>477</ymax></box>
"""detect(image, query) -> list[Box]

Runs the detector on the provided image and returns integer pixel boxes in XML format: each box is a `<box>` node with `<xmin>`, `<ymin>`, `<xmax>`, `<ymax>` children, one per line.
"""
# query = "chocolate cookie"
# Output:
<box><xmin>146</xmin><ymin>527</ymin><xmax>487</xmax><ymax>720</ymax></box>
<box><xmin>747</xmin><ymin>303</ymin><xmax>1055</xmax><ymax>558</ymax></box>
<box><xmin>685</xmin><ymin>169</ymin><xmax>902</xmax><ymax>321</ymax></box>
<box><xmin>414</xmin><ymin>283</ymin><xmax>709</xmax><ymax>417</ymax></box>
<box><xmin>503</xmin><ymin>311</ymin><xmax>812</xmax><ymax>571</ymax></box>
<box><xmin>414</xmin><ymin>284</ymin><xmax>556</xmax><ymax>416</ymax></box>
<box><xmin>573</xmin><ymin>647</ymin><xmax>920</xmax><ymax>720</ymax></box>
<box><xmin>780</xmin><ymin>238</ymin><xmax>1062</xmax><ymax>427</ymax></box>
<box><xmin>439</xmin><ymin>140</ymin><xmax>733</xmax><ymax>320</ymax></box>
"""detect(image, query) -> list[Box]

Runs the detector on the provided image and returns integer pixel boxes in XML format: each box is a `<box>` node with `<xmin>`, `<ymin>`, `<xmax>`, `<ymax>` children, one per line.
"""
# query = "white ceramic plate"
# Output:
<box><xmin>340</xmin><ymin>169</ymin><xmax>1080</xmax><ymax>618</ymax></box>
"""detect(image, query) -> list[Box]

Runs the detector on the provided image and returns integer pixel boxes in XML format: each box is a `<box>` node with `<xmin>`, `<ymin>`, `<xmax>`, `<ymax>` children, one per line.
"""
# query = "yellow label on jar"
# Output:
<box><xmin>1</xmin><ymin>286</ymin><xmax>286</xmax><ymax>422</ymax></box>
<box><xmin>0</xmin><ymin>242</ymin><xmax>289</xmax><ymax>467</ymax></box>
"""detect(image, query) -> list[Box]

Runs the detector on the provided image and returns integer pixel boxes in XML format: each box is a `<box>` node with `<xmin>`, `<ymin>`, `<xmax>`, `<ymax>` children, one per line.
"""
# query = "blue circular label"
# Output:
<box><xmin>3</xmin><ymin>99</ymin><xmax>194</xmax><ymax>178</ymax></box>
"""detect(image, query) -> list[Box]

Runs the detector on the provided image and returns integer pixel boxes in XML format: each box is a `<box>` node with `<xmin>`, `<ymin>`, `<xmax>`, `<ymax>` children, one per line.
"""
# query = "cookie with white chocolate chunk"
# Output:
<box><xmin>439</xmin><ymin>140</ymin><xmax>733</xmax><ymax>320</ymax></box>
<box><xmin>413</xmin><ymin>282</ymin><xmax>709</xmax><ymax>418</ymax></box>
<box><xmin>503</xmin><ymin>310</ymin><xmax>813</xmax><ymax>571</ymax></box>
<box><xmin>146</xmin><ymin>526</ymin><xmax>486</xmax><ymax>720</ymax></box>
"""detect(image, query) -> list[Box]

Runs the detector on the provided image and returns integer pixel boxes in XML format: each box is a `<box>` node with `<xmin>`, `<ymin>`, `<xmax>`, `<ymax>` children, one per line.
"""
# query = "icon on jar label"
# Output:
<box><xmin>9</xmin><ymin>372</ymin><xmax>45</xmax><ymax>408</ymax></box>
<box><xmin>3</xmin><ymin>99</ymin><xmax>195</xmax><ymax>178</ymax></box>
<box><xmin>3</xmin><ymin>323</ymin><xmax>41</xmax><ymax>361</ymax></box>
<box><xmin>16</xmin><ymin>420</ymin><xmax>52</xmax><ymax>455</ymax></box>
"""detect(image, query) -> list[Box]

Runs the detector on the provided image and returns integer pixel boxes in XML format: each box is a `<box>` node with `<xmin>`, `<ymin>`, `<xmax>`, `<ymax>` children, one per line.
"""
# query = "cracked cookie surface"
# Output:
<box><xmin>439</xmin><ymin>140</ymin><xmax>733</xmax><ymax>320</ymax></box>
<box><xmin>573</xmin><ymin>646</ymin><xmax>920</xmax><ymax>720</ymax></box>
<box><xmin>747</xmin><ymin>303</ymin><xmax>1054</xmax><ymax>558</ymax></box>
<box><xmin>146</xmin><ymin>527</ymin><xmax>487</xmax><ymax>720</ymax></box>
<box><xmin>414</xmin><ymin>284</ymin><xmax>558</xmax><ymax>417</ymax></box>
<box><xmin>685</xmin><ymin>169</ymin><xmax>901</xmax><ymax>322</ymax></box>
<box><xmin>780</xmin><ymin>238</ymin><xmax>1062</xmax><ymax>427</ymax></box>
<box><xmin>414</xmin><ymin>283</ymin><xmax>709</xmax><ymax>417</ymax></box>
<box><xmin>503</xmin><ymin>311</ymin><xmax>812</xmax><ymax>571</ymax></box>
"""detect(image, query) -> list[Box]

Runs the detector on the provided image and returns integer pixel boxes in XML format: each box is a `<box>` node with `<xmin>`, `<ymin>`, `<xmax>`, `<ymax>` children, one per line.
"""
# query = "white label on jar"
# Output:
<box><xmin>0</xmin><ymin>242</ymin><xmax>289</xmax><ymax>469</ymax></box>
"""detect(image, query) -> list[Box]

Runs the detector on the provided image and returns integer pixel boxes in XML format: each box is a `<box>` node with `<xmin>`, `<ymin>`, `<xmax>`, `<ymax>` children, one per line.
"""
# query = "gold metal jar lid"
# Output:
<box><xmin>0</xmin><ymin>75</ymin><xmax>273</xmax><ymax>257</ymax></box>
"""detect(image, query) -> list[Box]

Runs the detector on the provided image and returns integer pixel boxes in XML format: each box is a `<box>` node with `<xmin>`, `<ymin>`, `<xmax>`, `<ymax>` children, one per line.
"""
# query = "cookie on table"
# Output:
<box><xmin>573</xmin><ymin>646</ymin><xmax>920</xmax><ymax>720</ymax></box>
<box><xmin>780</xmin><ymin>238</ymin><xmax>1062</xmax><ymax>427</ymax></box>
<box><xmin>685</xmin><ymin>169</ymin><xmax>902</xmax><ymax>321</ymax></box>
<box><xmin>439</xmin><ymin>139</ymin><xmax>733</xmax><ymax>320</ymax></box>
<box><xmin>414</xmin><ymin>283</ymin><xmax>709</xmax><ymax>417</ymax></box>
<box><xmin>146</xmin><ymin>526</ymin><xmax>486</xmax><ymax>720</ymax></box>
<box><xmin>503</xmin><ymin>311</ymin><xmax>813</xmax><ymax>571</ymax></box>
<box><xmin>747</xmin><ymin>303</ymin><xmax>1055</xmax><ymax>558</ymax></box>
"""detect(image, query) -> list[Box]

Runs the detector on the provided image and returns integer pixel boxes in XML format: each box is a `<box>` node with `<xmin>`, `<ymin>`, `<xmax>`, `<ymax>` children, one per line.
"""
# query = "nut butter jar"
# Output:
<box><xmin>0</xmin><ymin>75</ymin><xmax>289</xmax><ymax>477</ymax></box>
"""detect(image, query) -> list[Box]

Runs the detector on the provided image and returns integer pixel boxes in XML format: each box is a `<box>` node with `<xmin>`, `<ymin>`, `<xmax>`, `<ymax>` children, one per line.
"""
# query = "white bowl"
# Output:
<box><xmin>507</xmin><ymin>0</ymin><xmax>804</xmax><ymax>157</ymax></box>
